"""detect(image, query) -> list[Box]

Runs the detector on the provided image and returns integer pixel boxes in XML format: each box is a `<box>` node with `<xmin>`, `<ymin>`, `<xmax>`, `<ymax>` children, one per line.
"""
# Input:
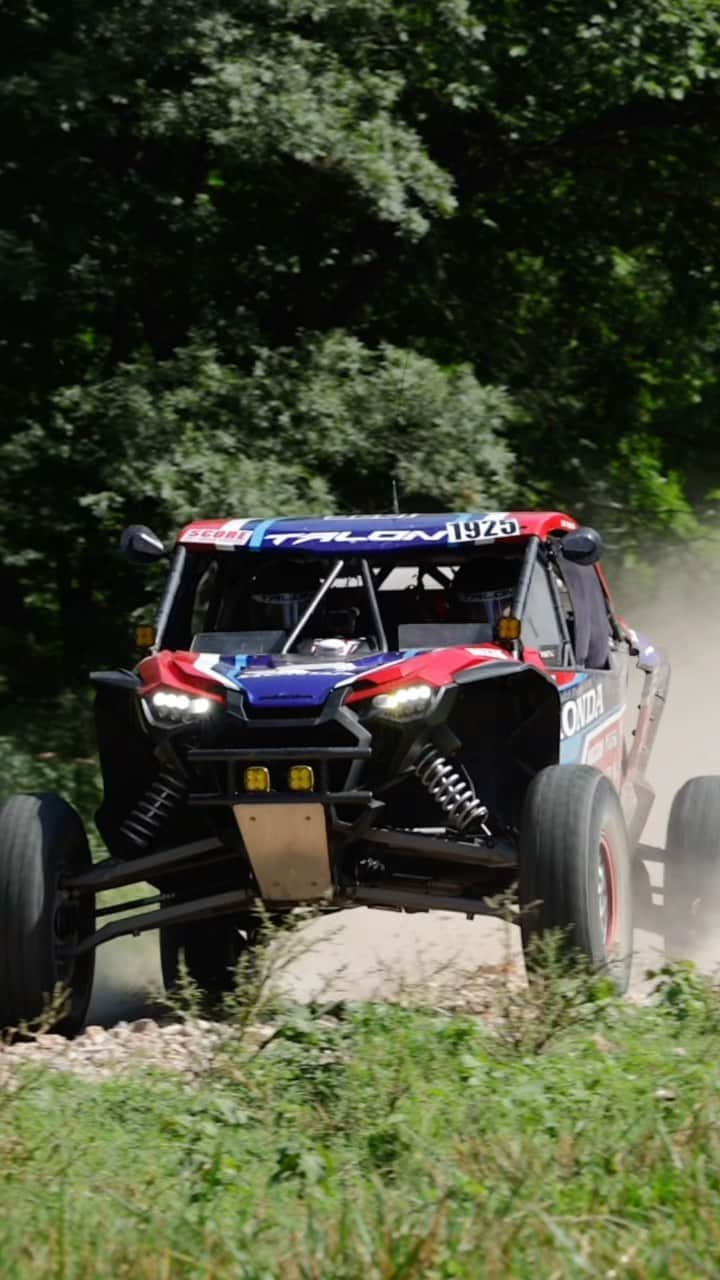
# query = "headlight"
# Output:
<box><xmin>144</xmin><ymin>689</ymin><xmax>216</xmax><ymax>724</ymax></box>
<box><xmin>371</xmin><ymin>683</ymin><xmax>434</xmax><ymax>719</ymax></box>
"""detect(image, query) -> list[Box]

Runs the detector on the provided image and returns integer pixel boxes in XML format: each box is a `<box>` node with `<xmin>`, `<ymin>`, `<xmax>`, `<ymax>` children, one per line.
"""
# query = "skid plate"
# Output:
<box><xmin>233</xmin><ymin>802</ymin><xmax>332</xmax><ymax>901</ymax></box>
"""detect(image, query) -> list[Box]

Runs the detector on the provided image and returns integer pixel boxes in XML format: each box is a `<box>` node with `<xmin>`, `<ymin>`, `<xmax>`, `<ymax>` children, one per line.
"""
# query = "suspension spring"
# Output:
<box><xmin>415</xmin><ymin>745</ymin><xmax>490</xmax><ymax>835</ymax></box>
<box><xmin>120</xmin><ymin>766</ymin><xmax>187</xmax><ymax>848</ymax></box>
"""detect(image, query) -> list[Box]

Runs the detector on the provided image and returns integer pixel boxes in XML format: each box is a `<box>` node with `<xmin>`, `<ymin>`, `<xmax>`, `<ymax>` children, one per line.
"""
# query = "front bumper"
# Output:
<box><xmin>180</xmin><ymin>696</ymin><xmax>374</xmax><ymax>901</ymax></box>
<box><xmin>185</xmin><ymin>744</ymin><xmax>373</xmax><ymax>807</ymax></box>
<box><xmin>156</xmin><ymin>687</ymin><xmax>516</xmax><ymax>906</ymax></box>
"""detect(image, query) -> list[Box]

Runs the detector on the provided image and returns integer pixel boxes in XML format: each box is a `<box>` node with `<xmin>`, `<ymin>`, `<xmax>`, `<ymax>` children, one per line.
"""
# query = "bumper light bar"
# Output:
<box><xmin>288</xmin><ymin>765</ymin><xmax>314</xmax><ymax>791</ymax></box>
<box><xmin>244</xmin><ymin>767</ymin><xmax>271</xmax><ymax>792</ymax></box>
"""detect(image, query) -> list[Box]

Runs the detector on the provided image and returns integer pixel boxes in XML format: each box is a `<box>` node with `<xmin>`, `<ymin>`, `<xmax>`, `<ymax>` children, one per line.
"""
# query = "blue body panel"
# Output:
<box><xmin>214</xmin><ymin>651</ymin><xmax>410</xmax><ymax>709</ymax></box>
<box><xmin>555</xmin><ymin>668</ymin><xmax>624</xmax><ymax>778</ymax></box>
<box><xmin>178</xmin><ymin>512</ymin><xmax>531</xmax><ymax>555</ymax></box>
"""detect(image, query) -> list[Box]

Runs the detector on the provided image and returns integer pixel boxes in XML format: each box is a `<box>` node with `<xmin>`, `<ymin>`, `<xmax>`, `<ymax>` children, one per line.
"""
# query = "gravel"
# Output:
<box><xmin>0</xmin><ymin>1018</ymin><xmax>277</xmax><ymax>1088</ymax></box>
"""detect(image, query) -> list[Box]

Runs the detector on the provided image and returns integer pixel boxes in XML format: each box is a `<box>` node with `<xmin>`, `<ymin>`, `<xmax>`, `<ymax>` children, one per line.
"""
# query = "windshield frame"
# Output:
<box><xmin>155</xmin><ymin>540</ymin><xmax>541</xmax><ymax>655</ymax></box>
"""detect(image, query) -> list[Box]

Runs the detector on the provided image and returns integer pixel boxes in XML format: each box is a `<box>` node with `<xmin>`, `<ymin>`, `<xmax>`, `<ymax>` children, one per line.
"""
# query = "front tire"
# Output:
<box><xmin>519</xmin><ymin>765</ymin><xmax>633</xmax><ymax>992</ymax></box>
<box><xmin>664</xmin><ymin>776</ymin><xmax>720</xmax><ymax>958</ymax></box>
<box><xmin>0</xmin><ymin>793</ymin><xmax>95</xmax><ymax>1034</ymax></box>
<box><xmin>160</xmin><ymin>916</ymin><xmax>256</xmax><ymax>999</ymax></box>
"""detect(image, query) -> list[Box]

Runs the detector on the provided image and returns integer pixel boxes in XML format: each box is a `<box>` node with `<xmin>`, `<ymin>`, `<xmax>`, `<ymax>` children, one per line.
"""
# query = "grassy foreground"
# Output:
<box><xmin>3</xmin><ymin>962</ymin><xmax>720</xmax><ymax>1279</ymax></box>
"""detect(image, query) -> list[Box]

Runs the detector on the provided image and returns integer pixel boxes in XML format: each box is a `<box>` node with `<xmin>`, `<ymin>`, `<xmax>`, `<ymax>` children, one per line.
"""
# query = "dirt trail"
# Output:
<box><xmin>86</xmin><ymin>563</ymin><xmax>720</xmax><ymax>1024</ymax></box>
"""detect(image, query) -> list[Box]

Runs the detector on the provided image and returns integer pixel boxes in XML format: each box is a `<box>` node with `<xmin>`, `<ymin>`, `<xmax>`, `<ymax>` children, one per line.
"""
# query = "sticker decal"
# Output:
<box><xmin>239</xmin><ymin>663</ymin><xmax>357</xmax><ymax>677</ymax></box>
<box><xmin>180</xmin><ymin>520</ymin><xmax>251</xmax><ymax>547</ymax></box>
<box><xmin>466</xmin><ymin>647</ymin><xmax>513</xmax><ymax>662</ymax></box>
<box><xmin>263</xmin><ymin>529</ymin><xmax>448</xmax><ymax>547</ymax></box>
<box><xmin>446</xmin><ymin>515</ymin><xmax>521</xmax><ymax>544</ymax></box>
<box><xmin>582</xmin><ymin>709</ymin><xmax>624</xmax><ymax>790</ymax></box>
<box><xmin>560</xmin><ymin>684</ymin><xmax>605</xmax><ymax>740</ymax></box>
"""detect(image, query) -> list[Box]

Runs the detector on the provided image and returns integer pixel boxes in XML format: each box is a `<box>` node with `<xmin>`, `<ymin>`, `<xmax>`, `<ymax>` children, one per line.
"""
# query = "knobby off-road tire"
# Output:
<box><xmin>519</xmin><ymin>765</ymin><xmax>633</xmax><ymax>992</ymax></box>
<box><xmin>0</xmin><ymin>793</ymin><xmax>95</xmax><ymax>1034</ymax></box>
<box><xmin>160</xmin><ymin>917</ymin><xmax>256</xmax><ymax>1000</ymax></box>
<box><xmin>664</xmin><ymin>776</ymin><xmax>720</xmax><ymax>959</ymax></box>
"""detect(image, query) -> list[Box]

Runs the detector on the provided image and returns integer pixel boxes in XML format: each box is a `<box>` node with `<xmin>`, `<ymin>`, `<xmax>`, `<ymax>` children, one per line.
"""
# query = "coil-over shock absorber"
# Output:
<box><xmin>120</xmin><ymin>765</ymin><xmax>187</xmax><ymax>849</ymax></box>
<box><xmin>415</xmin><ymin>745</ymin><xmax>491</xmax><ymax>836</ymax></box>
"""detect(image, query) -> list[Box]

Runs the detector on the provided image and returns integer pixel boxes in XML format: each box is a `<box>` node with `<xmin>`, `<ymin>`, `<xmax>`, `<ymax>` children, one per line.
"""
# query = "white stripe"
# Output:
<box><xmin>192</xmin><ymin>653</ymin><xmax>239</xmax><ymax>689</ymax></box>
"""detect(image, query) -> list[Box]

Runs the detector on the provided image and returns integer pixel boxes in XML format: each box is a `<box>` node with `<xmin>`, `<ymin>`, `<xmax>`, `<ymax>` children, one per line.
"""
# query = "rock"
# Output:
<box><xmin>81</xmin><ymin>1025</ymin><xmax>108</xmax><ymax>1042</ymax></box>
<box><xmin>0</xmin><ymin>1016</ymin><xmax>272</xmax><ymax>1086</ymax></box>
<box><xmin>36</xmin><ymin>1035</ymin><xmax>68</xmax><ymax>1051</ymax></box>
<box><xmin>129</xmin><ymin>1018</ymin><xmax>158</xmax><ymax>1034</ymax></box>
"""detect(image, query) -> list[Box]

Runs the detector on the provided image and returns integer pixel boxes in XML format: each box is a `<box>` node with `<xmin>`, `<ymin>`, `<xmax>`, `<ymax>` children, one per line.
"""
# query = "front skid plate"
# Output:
<box><xmin>234</xmin><ymin>802</ymin><xmax>332</xmax><ymax>901</ymax></box>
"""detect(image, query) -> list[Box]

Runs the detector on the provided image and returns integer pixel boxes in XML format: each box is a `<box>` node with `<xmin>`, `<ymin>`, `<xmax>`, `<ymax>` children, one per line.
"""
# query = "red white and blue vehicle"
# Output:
<box><xmin>4</xmin><ymin>507</ymin><xmax>706</xmax><ymax>1033</ymax></box>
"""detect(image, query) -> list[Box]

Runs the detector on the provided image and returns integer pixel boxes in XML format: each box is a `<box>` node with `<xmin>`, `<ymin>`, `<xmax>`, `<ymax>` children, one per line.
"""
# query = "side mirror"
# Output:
<box><xmin>119</xmin><ymin>524</ymin><xmax>166</xmax><ymax>565</ymax></box>
<box><xmin>561</xmin><ymin>527</ymin><xmax>603</xmax><ymax>566</ymax></box>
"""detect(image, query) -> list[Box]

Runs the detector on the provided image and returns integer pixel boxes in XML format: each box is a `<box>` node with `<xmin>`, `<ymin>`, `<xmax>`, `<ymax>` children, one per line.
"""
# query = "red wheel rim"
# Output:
<box><xmin>599</xmin><ymin>833</ymin><xmax>617</xmax><ymax>949</ymax></box>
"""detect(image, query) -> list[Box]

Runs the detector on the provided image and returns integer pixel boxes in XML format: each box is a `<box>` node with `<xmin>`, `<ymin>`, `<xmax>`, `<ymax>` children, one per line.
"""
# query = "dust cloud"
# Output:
<box><xmin>84</xmin><ymin>550</ymin><xmax>720</xmax><ymax>1024</ymax></box>
<box><xmin>622</xmin><ymin>552</ymin><xmax>720</xmax><ymax>979</ymax></box>
<box><xmin>86</xmin><ymin>934</ymin><xmax>163</xmax><ymax>1027</ymax></box>
<box><xmin>623</xmin><ymin>559</ymin><xmax>720</xmax><ymax>844</ymax></box>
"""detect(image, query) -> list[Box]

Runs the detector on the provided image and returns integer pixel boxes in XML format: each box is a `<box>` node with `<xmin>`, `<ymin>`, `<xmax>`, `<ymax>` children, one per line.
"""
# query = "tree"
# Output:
<box><xmin>3</xmin><ymin>0</ymin><xmax>720</xmax><ymax>691</ymax></box>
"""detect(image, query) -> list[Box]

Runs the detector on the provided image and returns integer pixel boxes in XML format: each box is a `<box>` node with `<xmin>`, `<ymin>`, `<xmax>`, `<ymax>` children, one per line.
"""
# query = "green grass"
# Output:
<box><xmin>2</xmin><ymin>708</ymin><xmax>720</xmax><ymax>1275</ymax></box>
<box><xmin>0</xmin><ymin>695</ymin><xmax>102</xmax><ymax>835</ymax></box>
<box><xmin>3</xmin><ymin>961</ymin><xmax>720</xmax><ymax>1278</ymax></box>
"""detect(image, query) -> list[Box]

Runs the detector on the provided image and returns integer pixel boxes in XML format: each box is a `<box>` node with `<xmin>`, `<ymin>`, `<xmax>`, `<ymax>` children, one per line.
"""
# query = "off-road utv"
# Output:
<box><xmin>2</xmin><ymin>509</ymin><xmax>710</xmax><ymax>1033</ymax></box>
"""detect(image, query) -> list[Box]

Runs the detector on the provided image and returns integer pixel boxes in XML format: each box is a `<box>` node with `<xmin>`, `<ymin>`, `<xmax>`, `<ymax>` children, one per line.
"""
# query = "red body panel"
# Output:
<box><xmin>138</xmin><ymin>643</ymin><xmax>555</xmax><ymax>706</ymax></box>
<box><xmin>137</xmin><ymin>652</ymin><xmax>225</xmax><ymax>704</ymax></box>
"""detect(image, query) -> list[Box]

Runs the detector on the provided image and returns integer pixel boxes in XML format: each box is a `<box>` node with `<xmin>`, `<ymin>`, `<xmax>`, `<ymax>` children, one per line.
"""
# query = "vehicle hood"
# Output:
<box><xmin>144</xmin><ymin>644</ymin><xmax>521</xmax><ymax>711</ymax></box>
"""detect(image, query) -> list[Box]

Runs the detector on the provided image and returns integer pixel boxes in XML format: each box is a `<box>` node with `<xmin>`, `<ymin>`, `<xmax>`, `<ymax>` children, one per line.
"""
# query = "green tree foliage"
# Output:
<box><xmin>2</xmin><ymin>0</ymin><xmax>720</xmax><ymax>686</ymax></box>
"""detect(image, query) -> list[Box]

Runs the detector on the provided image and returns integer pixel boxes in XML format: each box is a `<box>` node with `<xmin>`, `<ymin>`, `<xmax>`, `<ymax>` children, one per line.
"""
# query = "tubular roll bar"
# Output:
<box><xmin>512</xmin><ymin>534</ymin><xmax>539</xmax><ymax>621</ymax></box>
<box><xmin>282</xmin><ymin>559</ymin><xmax>346</xmax><ymax>652</ymax></box>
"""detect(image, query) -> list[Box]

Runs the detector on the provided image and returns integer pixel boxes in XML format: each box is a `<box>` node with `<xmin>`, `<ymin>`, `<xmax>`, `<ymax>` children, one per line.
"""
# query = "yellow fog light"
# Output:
<box><xmin>288</xmin><ymin>765</ymin><xmax>314</xmax><ymax>792</ymax></box>
<box><xmin>135</xmin><ymin>624</ymin><xmax>155</xmax><ymax>648</ymax></box>
<box><xmin>496</xmin><ymin>615</ymin><xmax>521</xmax><ymax>642</ymax></box>
<box><xmin>244</xmin><ymin>766</ymin><xmax>270</xmax><ymax>792</ymax></box>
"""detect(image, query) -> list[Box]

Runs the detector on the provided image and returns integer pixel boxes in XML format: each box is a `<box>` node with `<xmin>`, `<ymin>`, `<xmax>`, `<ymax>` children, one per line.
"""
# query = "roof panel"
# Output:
<box><xmin>177</xmin><ymin>511</ymin><xmax>578</xmax><ymax>552</ymax></box>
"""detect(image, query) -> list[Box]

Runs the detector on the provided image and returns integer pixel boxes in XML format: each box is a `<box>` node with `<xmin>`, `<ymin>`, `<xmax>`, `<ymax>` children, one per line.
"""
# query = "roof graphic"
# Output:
<box><xmin>178</xmin><ymin>511</ymin><xmax>578</xmax><ymax>553</ymax></box>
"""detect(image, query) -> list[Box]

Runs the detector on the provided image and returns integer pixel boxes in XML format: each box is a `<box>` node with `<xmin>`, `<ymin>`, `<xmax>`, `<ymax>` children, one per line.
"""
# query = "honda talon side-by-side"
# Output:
<box><xmin>2</xmin><ymin>509</ymin><xmax>717</xmax><ymax>1033</ymax></box>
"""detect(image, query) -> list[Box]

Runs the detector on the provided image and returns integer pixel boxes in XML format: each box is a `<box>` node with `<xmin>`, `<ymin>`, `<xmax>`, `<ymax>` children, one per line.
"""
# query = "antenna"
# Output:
<box><xmin>391</xmin><ymin>349</ymin><xmax>410</xmax><ymax>516</ymax></box>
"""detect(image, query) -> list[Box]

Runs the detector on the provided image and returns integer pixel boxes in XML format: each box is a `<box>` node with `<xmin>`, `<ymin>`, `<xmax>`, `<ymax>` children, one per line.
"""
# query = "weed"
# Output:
<box><xmin>1</xmin><ymin>988</ymin><xmax>720</xmax><ymax>1276</ymax></box>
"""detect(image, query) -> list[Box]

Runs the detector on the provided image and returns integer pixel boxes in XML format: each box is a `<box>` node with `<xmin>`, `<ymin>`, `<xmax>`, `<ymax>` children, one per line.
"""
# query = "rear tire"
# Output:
<box><xmin>0</xmin><ymin>793</ymin><xmax>95</xmax><ymax>1034</ymax></box>
<box><xmin>632</xmin><ymin>857</ymin><xmax>655</xmax><ymax>934</ymax></box>
<box><xmin>160</xmin><ymin>916</ymin><xmax>256</xmax><ymax>999</ymax></box>
<box><xmin>519</xmin><ymin>765</ymin><xmax>633</xmax><ymax>992</ymax></box>
<box><xmin>664</xmin><ymin>776</ymin><xmax>720</xmax><ymax>958</ymax></box>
